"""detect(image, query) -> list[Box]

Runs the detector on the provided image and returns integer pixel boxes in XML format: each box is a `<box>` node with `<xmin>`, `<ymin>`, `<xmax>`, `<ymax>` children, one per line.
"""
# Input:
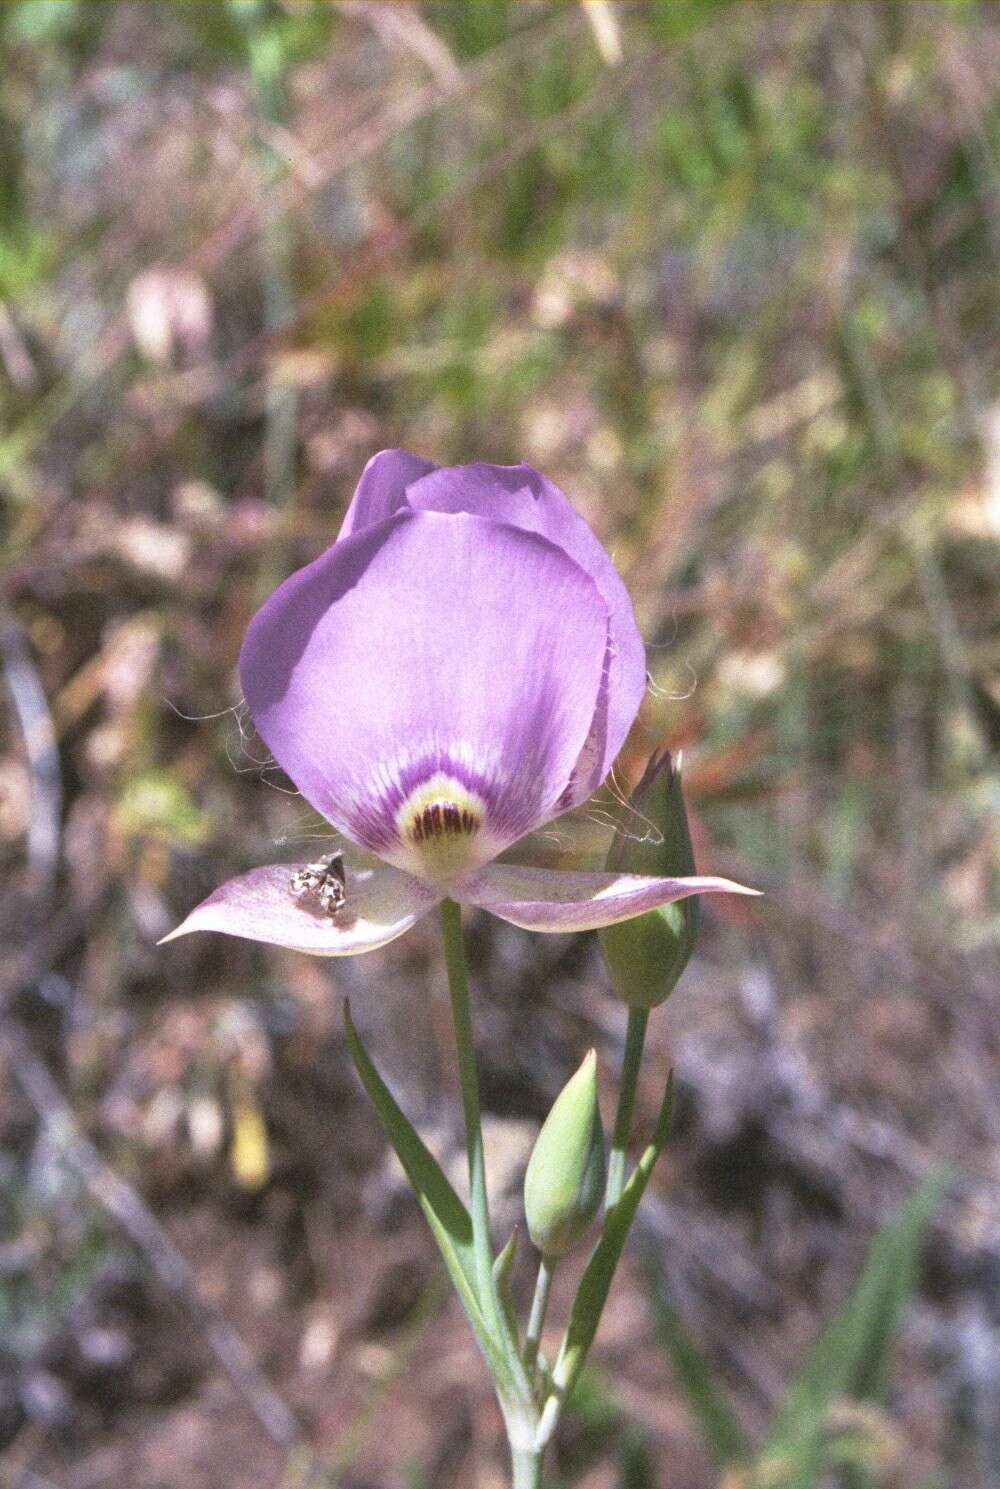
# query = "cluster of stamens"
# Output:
<box><xmin>288</xmin><ymin>852</ymin><xmax>347</xmax><ymax>916</ymax></box>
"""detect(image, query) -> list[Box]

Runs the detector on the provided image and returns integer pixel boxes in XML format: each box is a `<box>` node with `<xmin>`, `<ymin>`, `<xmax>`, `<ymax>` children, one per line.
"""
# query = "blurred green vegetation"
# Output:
<box><xmin>1</xmin><ymin>2</ymin><xmax>998</xmax><ymax>1487</ymax></box>
<box><xmin>648</xmin><ymin>1171</ymin><xmax>945</xmax><ymax>1489</ymax></box>
<box><xmin>540</xmin><ymin>1173</ymin><xmax>942</xmax><ymax>1489</ymax></box>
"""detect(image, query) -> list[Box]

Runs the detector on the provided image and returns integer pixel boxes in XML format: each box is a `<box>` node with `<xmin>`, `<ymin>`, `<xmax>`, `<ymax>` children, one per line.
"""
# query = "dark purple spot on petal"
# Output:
<box><xmin>408</xmin><ymin>800</ymin><xmax>481</xmax><ymax>846</ymax></box>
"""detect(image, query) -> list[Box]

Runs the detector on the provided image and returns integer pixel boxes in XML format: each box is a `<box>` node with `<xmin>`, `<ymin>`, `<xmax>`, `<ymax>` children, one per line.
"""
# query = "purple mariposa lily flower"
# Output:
<box><xmin>162</xmin><ymin>451</ymin><xmax>756</xmax><ymax>957</ymax></box>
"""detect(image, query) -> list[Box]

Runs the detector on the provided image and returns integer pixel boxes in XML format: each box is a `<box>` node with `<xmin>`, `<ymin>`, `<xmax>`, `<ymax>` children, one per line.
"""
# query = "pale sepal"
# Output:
<box><xmin>462</xmin><ymin>863</ymin><xmax>760</xmax><ymax>933</ymax></box>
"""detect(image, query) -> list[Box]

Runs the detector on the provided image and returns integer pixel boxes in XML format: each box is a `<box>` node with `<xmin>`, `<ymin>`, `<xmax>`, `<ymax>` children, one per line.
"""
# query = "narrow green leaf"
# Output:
<box><xmin>343</xmin><ymin>1001</ymin><xmax>512</xmax><ymax>1389</ymax></box>
<box><xmin>761</xmin><ymin>1169</ymin><xmax>946</xmax><ymax>1489</ymax></box>
<box><xmin>848</xmin><ymin>1168</ymin><xmax>946</xmax><ymax>1403</ymax></box>
<box><xmin>549</xmin><ymin>1072</ymin><xmax>675</xmax><ymax>1407</ymax></box>
<box><xmin>560</xmin><ymin>1366</ymin><xmax>656</xmax><ymax>1489</ymax></box>
<box><xmin>645</xmin><ymin>1267</ymin><xmax>749</xmax><ymax>1468</ymax></box>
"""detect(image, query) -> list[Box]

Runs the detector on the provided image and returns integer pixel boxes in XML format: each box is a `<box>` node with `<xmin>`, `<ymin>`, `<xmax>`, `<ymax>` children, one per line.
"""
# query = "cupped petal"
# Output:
<box><xmin>405</xmin><ymin>462</ymin><xmax>647</xmax><ymax>802</ymax></box>
<box><xmin>240</xmin><ymin>509</ymin><xmax>610</xmax><ymax>881</ymax></box>
<box><xmin>160</xmin><ymin>858</ymin><xmax>440</xmax><ymax>955</ymax></box>
<box><xmin>337</xmin><ymin>448</ymin><xmax>437</xmax><ymax>541</ymax></box>
<box><xmin>458</xmin><ymin>862</ymin><xmax>760</xmax><ymax>933</ymax></box>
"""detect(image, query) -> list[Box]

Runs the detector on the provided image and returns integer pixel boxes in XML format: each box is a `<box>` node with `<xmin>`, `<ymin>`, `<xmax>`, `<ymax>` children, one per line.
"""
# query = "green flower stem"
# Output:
<box><xmin>604</xmin><ymin>1005</ymin><xmax>649</xmax><ymax>1208</ymax></box>
<box><xmin>439</xmin><ymin>899</ymin><xmax>536</xmax><ymax>1425</ymax></box>
<box><xmin>511</xmin><ymin>1447</ymin><xmax>544</xmax><ymax>1488</ymax></box>
<box><xmin>522</xmin><ymin>1252</ymin><xmax>556</xmax><ymax>1387</ymax></box>
<box><xmin>440</xmin><ymin>899</ymin><xmax>497</xmax><ymax>1316</ymax></box>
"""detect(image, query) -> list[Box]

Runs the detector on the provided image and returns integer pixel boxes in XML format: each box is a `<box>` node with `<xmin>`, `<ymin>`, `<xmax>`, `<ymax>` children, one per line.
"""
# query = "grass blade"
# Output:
<box><xmin>760</xmin><ymin>1169</ymin><xmax>946</xmax><ymax>1489</ymax></box>
<box><xmin>645</xmin><ymin>1265</ymin><xmax>749</xmax><ymax>1468</ymax></box>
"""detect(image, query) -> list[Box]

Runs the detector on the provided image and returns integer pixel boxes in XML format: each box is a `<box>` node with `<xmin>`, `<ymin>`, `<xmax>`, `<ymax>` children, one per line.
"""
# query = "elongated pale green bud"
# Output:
<box><xmin>524</xmin><ymin>1051</ymin><xmax>605</xmax><ymax>1258</ymax></box>
<box><xmin>598</xmin><ymin>749</ymin><xmax>700</xmax><ymax>1008</ymax></box>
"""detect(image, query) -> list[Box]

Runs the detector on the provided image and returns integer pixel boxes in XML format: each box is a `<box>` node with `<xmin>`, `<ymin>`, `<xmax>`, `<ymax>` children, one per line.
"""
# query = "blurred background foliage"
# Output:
<box><xmin>0</xmin><ymin>2</ymin><xmax>998</xmax><ymax>1487</ymax></box>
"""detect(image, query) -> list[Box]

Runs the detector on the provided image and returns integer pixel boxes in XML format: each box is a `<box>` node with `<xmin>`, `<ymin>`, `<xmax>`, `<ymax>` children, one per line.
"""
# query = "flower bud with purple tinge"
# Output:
<box><xmin>524</xmin><ymin>1051</ymin><xmax>605</xmax><ymax>1258</ymax></box>
<box><xmin>598</xmin><ymin>750</ymin><xmax>700</xmax><ymax>1008</ymax></box>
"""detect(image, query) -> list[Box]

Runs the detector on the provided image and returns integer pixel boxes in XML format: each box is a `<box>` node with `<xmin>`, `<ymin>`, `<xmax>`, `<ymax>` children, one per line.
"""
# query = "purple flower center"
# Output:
<box><xmin>320</xmin><ymin>758</ymin><xmax>502</xmax><ymax>883</ymax></box>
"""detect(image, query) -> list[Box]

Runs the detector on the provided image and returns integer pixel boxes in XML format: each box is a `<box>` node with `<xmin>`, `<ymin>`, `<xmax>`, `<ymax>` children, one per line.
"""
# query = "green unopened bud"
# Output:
<box><xmin>524</xmin><ymin>1051</ymin><xmax>605</xmax><ymax>1258</ymax></box>
<box><xmin>598</xmin><ymin>750</ymin><xmax>700</xmax><ymax>1008</ymax></box>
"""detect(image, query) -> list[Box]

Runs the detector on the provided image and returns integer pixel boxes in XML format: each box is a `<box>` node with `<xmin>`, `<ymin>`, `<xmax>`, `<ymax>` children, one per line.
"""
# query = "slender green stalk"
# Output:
<box><xmin>440</xmin><ymin>901</ymin><xmax>545</xmax><ymax>1484</ymax></box>
<box><xmin>522</xmin><ymin>1253</ymin><xmax>556</xmax><ymax>1386</ymax></box>
<box><xmin>511</xmin><ymin>1447</ymin><xmax>544</xmax><ymax>1489</ymax></box>
<box><xmin>604</xmin><ymin>1004</ymin><xmax>649</xmax><ymax>1208</ymax></box>
<box><xmin>440</xmin><ymin>898</ymin><xmax>497</xmax><ymax>1318</ymax></box>
<box><xmin>245</xmin><ymin>10</ymin><xmax>300</xmax><ymax>604</ymax></box>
